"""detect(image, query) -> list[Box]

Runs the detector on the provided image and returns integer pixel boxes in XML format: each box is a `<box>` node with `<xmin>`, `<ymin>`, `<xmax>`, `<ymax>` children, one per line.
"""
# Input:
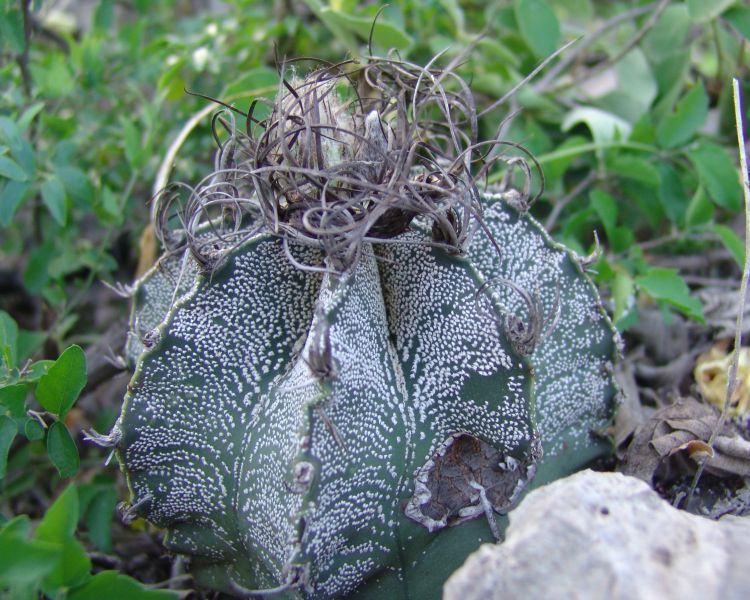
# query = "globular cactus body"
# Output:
<box><xmin>112</xmin><ymin>57</ymin><xmax>619</xmax><ymax>598</ymax></box>
<box><xmin>116</xmin><ymin>199</ymin><xmax>617</xmax><ymax>598</ymax></box>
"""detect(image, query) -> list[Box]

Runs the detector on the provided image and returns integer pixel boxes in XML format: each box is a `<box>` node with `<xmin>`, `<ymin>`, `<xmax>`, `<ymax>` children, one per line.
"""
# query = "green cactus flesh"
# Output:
<box><xmin>117</xmin><ymin>196</ymin><xmax>618</xmax><ymax>598</ymax></box>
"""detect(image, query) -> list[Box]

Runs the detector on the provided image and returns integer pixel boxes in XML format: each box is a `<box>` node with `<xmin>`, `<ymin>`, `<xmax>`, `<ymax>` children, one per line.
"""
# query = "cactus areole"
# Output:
<box><xmin>110</xmin><ymin>57</ymin><xmax>619</xmax><ymax>598</ymax></box>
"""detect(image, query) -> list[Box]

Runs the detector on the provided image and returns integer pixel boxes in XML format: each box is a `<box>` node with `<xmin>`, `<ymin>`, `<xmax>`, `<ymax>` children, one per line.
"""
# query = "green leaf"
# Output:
<box><xmin>0</xmin><ymin>524</ymin><xmax>61</xmax><ymax>588</ymax></box>
<box><xmin>725</xmin><ymin>6</ymin><xmax>750</xmax><ymax>41</ymax></box>
<box><xmin>596</xmin><ymin>49</ymin><xmax>657</xmax><ymax>124</ymax></box>
<box><xmin>590</xmin><ymin>189</ymin><xmax>617</xmax><ymax>236</ymax></box>
<box><xmin>0</xmin><ymin>384</ymin><xmax>28</xmax><ymax>417</ymax></box>
<box><xmin>561</xmin><ymin>107</ymin><xmax>632</xmax><ymax>145</ymax></box>
<box><xmin>686</xmin><ymin>142</ymin><xmax>742</xmax><ymax>212</ymax></box>
<box><xmin>318</xmin><ymin>8</ymin><xmax>413</xmax><ymax>51</ymax></box>
<box><xmin>120</xmin><ymin>118</ymin><xmax>144</xmax><ymax>170</ymax></box>
<box><xmin>0</xmin><ymin>311</ymin><xmax>19</xmax><ymax>373</ymax></box>
<box><xmin>656</xmin><ymin>161</ymin><xmax>688</xmax><ymax>223</ymax></box>
<box><xmin>46</xmin><ymin>422</ymin><xmax>79</xmax><ymax>479</ymax></box>
<box><xmin>69</xmin><ymin>571</ymin><xmax>177</xmax><ymax>600</ymax></box>
<box><xmin>608</xmin><ymin>155</ymin><xmax>660</xmax><ymax>187</ymax></box>
<box><xmin>23</xmin><ymin>241</ymin><xmax>54</xmax><ymax>294</ymax></box>
<box><xmin>0</xmin><ymin>415</ymin><xmax>18</xmax><ymax>479</ymax></box>
<box><xmin>0</xmin><ymin>116</ymin><xmax>35</xmax><ymax>176</ymax></box>
<box><xmin>0</xmin><ymin>155</ymin><xmax>27</xmax><ymax>181</ymax></box>
<box><xmin>35</xmin><ymin>345</ymin><xmax>87</xmax><ymax>418</ymax></box>
<box><xmin>36</xmin><ymin>484</ymin><xmax>79</xmax><ymax>543</ymax></box>
<box><xmin>30</xmin><ymin>55</ymin><xmax>75</xmax><ymax>98</ymax></box>
<box><xmin>612</xmin><ymin>269</ymin><xmax>635</xmax><ymax>323</ymax></box>
<box><xmin>0</xmin><ymin>180</ymin><xmax>30</xmax><ymax>226</ymax></box>
<box><xmin>643</xmin><ymin>5</ymin><xmax>691</xmax><ymax>61</ymax></box>
<box><xmin>93</xmin><ymin>0</ymin><xmax>114</xmax><ymax>30</ymax></box>
<box><xmin>40</xmin><ymin>176</ymin><xmax>67</xmax><ymax>226</ymax></box>
<box><xmin>713</xmin><ymin>224</ymin><xmax>745</xmax><ymax>267</ymax></box>
<box><xmin>54</xmin><ymin>166</ymin><xmax>94</xmax><ymax>208</ymax></box>
<box><xmin>0</xmin><ymin>8</ymin><xmax>25</xmax><ymax>54</ymax></box>
<box><xmin>637</xmin><ymin>268</ymin><xmax>704</xmax><ymax>322</ymax></box>
<box><xmin>23</xmin><ymin>418</ymin><xmax>45</xmax><ymax>442</ymax></box>
<box><xmin>542</xmin><ymin>136</ymin><xmax>588</xmax><ymax>187</ymax></box>
<box><xmin>78</xmin><ymin>482</ymin><xmax>117</xmax><ymax>553</ymax></box>
<box><xmin>16</xmin><ymin>329</ymin><xmax>45</xmax><ymax>364</ymax></box>
<box><xmin>687</xmin><ymin>0</ymin><xmax>735</xmax><ymax>22</ymax></box>
<box><xmin>656</xmin><ymin>83</ymin><xmax>709</xmax><ymax>149</ymax></box>
<box><xmin>514</xmin><ymin>0</ymin><xmax>560</xmax><ymax>59</ymax></box>
<box><xmin>23</xmin><ymin>360</ymin><xmax>53</xmax><ymax>382</ymax></box>
<box><xmin>221</xmin><ymin>67</ymin><xmax>278</xmax><ymax>98</ymax></box>
<box><xmin>685</xmin><ymin>185</ymin><xmax>714</xmax><ymax>227</ymax></box>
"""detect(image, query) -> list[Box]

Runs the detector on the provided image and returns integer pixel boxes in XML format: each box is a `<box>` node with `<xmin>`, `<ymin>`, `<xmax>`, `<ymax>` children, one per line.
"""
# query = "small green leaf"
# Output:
<box><xmin>637</xmin><ymin>268</ymin><xmax>704</xmax><ymax>322</ymax></box>
<box><xmin>542</xmin><ymin>136</ymin><xmax>588</xmax><ymax>187</ymax></box>
<box><xmin>656</xmin><ymin>161</ymin><xmax>688</xmax><ymax>223</ymax></box>
<box><xmin>685</xmin><ymin>185</ymin><xmax>714</xmax><ymax>227</ymax></box>
<box><xmin>686</xmin><ymin>0</ymin><xmax>735</xmax><ymax>22</ymax></box>
<box><xmin>725</xmin><ymin>6</ymin><xmax>750</xmax><ymax>41</ymax></box>
<box><xmin>36</xmin><ymin>484</ymin><xmax>79</xmax><ymax>542</ymax></box>
<box><xmin>0</xmin><ymin>8</ymin><xmax>26</xmax><ymax>54</ymax></box>
<box><xmin>0</xmin><ymin>311</ymin><xmax>19</xmax><ymax>373</ymax></box>
<box><xmin>54</xmin><ymin>166</ymin><xmax>94</xmax><ymax>208</ymax></box>
<box><xmin>79</xmin><ymin>484</ymin><xmax>117</xmax><ymax>552</ymax></box>
<box><xmin>514</xmin><ymin>0</ymin><xmax>560</xmax><ymax>59</ymax></box>
<box><xmin>319</xmin><ymin>8</ymin><xmax>413</xmax><ymax>51</ymax></box>
<box><xmin>0</xmin><ymin>116</ymin><xmax>35</xmax><ymax>176</ymax></box>
<box><xmin>69</xmin><ymin>570</ymin><xmax>178</xmax><ymax>600</ymax></box>
<box><xmin>16</xmin><ymin>329</ymin><xmax>45</xmax><ymax>364</ymax></box>
<box><xmin>46</xmin><ymin>422</ymin><xmax>80</xmax><ymax>479</ymax></box>
<box><xmin>35</xmin><ymin>345</ymin><xmax>87</xmax><ymax>418</ymax></box>
<box><xmin>24</xmin><ymin>417</ymin><xmax>45</xmax><ymax>442</ymax></box>
<box><xmin>24</xmin><ymin>360</ymin><xmax>54</xmax><ymax>382</ymax></box>
<box><xmin>590</xmin><ymin>189</ymin><xmax>617</xmax><ymax>236</ymax></box>
<box><xmin>713</xmin><ymin>224</ymin><xmax>745</xmax><ymax>268</ymax></box>
<box><xmin>23</xmin><ymin>241</ymin><xmax>54</xmax><ymax>294</ymax></box>
<box><xmin>120</xmin><ymin>118</ymin><xmax>144</xmax><ymax>170</ymax></box>
<box><xmin>656</xmin><ymin>83</ymin><xmax>708</xmax><ymax>149</ymax></box>
<box><xmin>613</xmin><ymin>270</ymin><xmax>636</xmax><ymax>325</ymax></box>
<box><xmin>0</xmin><ymin>179</ymin><xmax>30</xmax><ymax>226</ymax></box>
<box><xmin>0</xmin><ymin>525</ymin><xmax>62</xmax><ymax>588</ymax></box>
<box><xmin>608</xmin><ymin>155</ymin><xmax>661</xmax><ymax>187</ymax></box>
<box><xmin>686</xmin><ymin>142</ymin><xmax>742</xmax><ymax>212</ymax></box>
<box><xmin>561</xmin><ymin>107</ymin><xmax>632</xmax><ymax>145</ymax></box>
<box><xmin>221</xmin><ymin>67</ymin><xmax>278</xmax><ymax>98</ymax></box>
<box><xmin>42</xmin><ymin>538</ymin><xmax>91</xmax><ymax>591</ymax></box>
<box><xmin>643</xmin><ymin>5</ymin><xmax>691</xmax><ymax>61</ymax></box>
<box><xmin>0</xmin><ymin>155</ymin><xmax>27</xmax><ymax>181</ymax></box>
<box><xmin>0</xmin><ymin>384</ymin><xmax>28</xmax><ymax>416</ymax></box>
<box><xmin>40</xmin><ymin>176</ymin><xmax>67</xmax><ymax>225</ymax></box>
<box><xmin>0</xmin><ymin>415</ymin><xmax>18</xmax><ymax>479</ymax></box>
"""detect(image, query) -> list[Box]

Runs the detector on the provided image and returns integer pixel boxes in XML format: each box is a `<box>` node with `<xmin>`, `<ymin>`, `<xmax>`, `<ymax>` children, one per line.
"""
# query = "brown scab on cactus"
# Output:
<box><xmin>404</xmin><ymin>432</ymin><xmax>542</xmax><ymax>538</ymax></box>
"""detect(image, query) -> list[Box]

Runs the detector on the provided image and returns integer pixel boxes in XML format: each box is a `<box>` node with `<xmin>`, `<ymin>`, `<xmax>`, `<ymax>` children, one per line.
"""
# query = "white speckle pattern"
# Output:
<box><xmin>118</xmin><ymin>196</ymin><xmax>616</xmax><ymax>598</ymax></box>
<box><xmin>126</xmin><ymin>250</ymin><xmax>199</xmax><ymax>366</ymax></box>
<box><xmin>470</xmin><ymin>197</ymin><xmax>619</xmax><ymax>455</ymax></box>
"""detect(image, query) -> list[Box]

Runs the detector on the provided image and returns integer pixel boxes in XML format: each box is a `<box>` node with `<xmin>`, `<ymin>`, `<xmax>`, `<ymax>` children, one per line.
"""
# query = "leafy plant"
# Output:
<box><xmin>0</xmin><ymin>484</ymin><xmax>175</xmax><ymax>598</ymax></box>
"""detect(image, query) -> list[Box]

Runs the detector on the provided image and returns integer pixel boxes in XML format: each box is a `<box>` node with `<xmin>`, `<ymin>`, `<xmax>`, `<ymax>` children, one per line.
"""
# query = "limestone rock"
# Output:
<box><xmin>444</xmin><ymin>470</ymin><xmax>750</xmax><ymax>600</ymax></box>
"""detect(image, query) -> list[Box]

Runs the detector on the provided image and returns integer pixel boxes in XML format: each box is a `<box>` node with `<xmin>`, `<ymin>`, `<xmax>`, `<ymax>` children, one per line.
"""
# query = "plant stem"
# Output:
<box><xmin>686</xmin><ymin>78</ymin><xmax>750</xmax><ymax>507</ymax></box>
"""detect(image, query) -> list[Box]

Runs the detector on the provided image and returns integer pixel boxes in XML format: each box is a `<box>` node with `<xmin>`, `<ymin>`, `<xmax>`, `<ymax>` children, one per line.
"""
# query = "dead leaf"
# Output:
<box><xmin>618</xmin><ymin>398</ymin><xmax>750</xmax><ymax>484</ymax></box>
<box><xmin>694</xmin><ymin>342</ymin><xmax>750</xmax><ymax>416</ymax></box>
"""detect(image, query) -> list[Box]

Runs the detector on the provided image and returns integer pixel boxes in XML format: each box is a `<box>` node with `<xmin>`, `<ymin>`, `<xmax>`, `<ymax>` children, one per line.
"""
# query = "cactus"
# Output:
<box><xmin>109</xmin><ymin>57</ymin><xmax>619</xmax><ymax>598</ymax></box>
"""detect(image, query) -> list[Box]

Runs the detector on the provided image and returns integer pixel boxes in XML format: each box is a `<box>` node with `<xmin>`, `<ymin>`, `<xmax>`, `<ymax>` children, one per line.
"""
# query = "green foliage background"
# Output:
<box><xmin>0</xmin><ymin>0</ymin><xmax>748</xmax><ymax>596</ymax></box>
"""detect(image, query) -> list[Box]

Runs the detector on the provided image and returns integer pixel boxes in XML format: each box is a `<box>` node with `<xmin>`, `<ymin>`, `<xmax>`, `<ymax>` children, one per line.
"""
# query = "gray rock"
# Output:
<box><xmin>444</xmin><ymin>470</ymin><xmax>750</xmax><ymax>600</ymax></box>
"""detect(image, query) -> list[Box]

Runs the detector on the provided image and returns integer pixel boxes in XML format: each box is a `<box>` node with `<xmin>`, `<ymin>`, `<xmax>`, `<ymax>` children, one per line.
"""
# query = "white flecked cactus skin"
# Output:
<box><xmin>114</xmin><ymin>194</ymin><xmax>618</xmax><ymax>599</ymax></box>
<box><xmin>109</xmin><ymin>55</ymin><xmax>620</xmax><ymax>598</ymax></box>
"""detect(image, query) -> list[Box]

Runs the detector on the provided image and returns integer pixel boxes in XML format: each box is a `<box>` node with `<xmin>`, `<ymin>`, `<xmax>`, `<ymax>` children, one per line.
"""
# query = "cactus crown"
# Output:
<box><xmin>152</xmin><ymin>55</ymin><xmax>542</xmax><ymax>276</ymax></box>
<box><xmin>114</xmin><ymin>54</ymin><xmax>619</xmax><ymax>599</ymax></box>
